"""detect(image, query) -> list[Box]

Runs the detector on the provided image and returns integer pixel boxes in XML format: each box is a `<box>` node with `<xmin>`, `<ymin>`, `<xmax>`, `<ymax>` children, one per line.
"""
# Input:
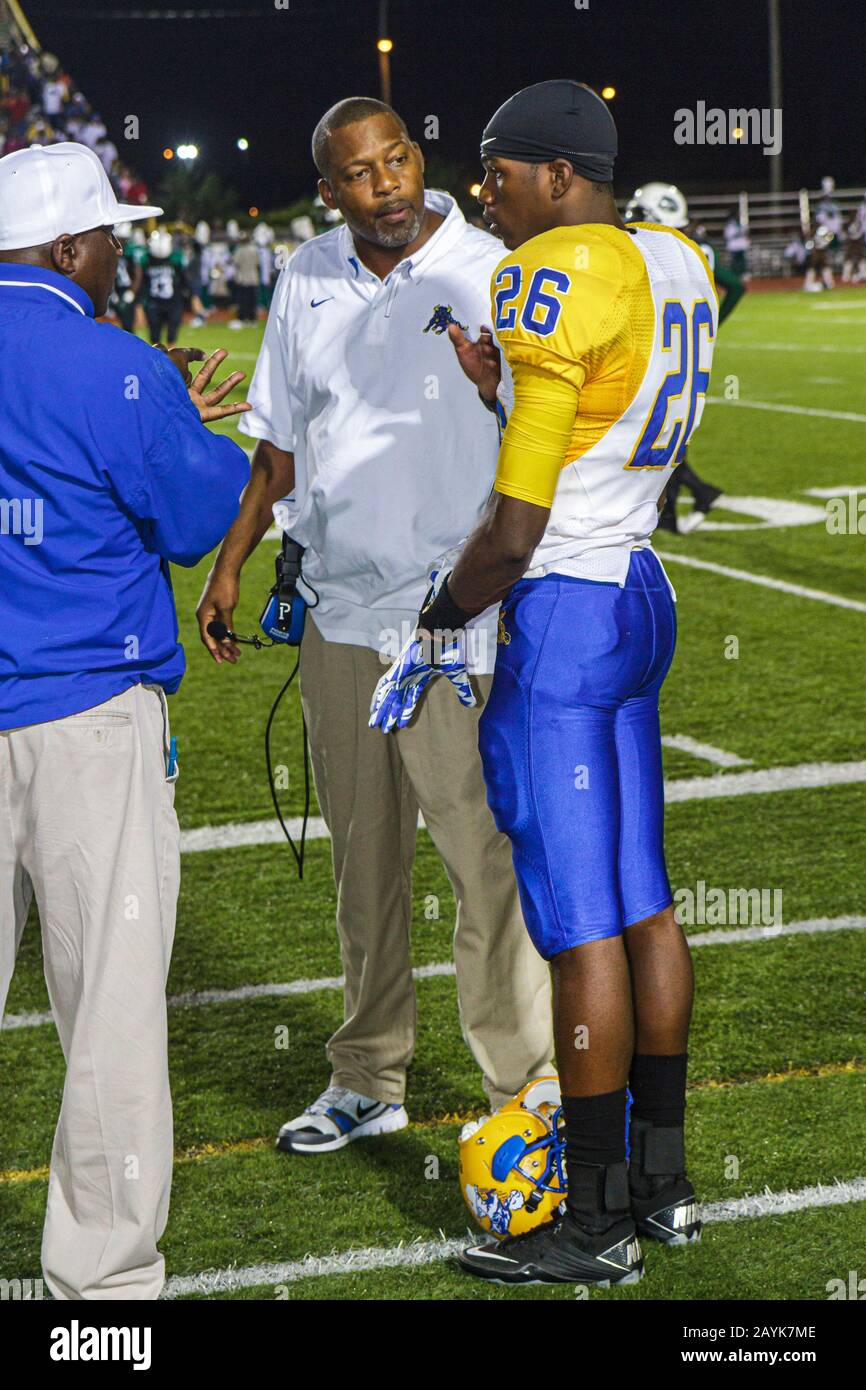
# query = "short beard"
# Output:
<box><xmin>372</xmin><ymin>207</ymin><xmax>424</xmax><ymax>249</ymax></box>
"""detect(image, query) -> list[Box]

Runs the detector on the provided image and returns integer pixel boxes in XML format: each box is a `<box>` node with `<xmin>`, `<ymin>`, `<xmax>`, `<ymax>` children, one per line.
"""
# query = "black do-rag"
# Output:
<box><xmin>481</xmin><ymin>80</ymin><xmax>617</xmax><ymax>183</ymax></box>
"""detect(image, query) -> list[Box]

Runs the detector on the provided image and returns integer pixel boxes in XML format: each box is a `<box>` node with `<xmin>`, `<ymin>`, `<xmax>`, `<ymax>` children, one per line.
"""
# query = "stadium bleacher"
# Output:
<box><xmin>0</xmin><ymin>0</ymin><xmax>157</xmax><ymax>216</ymax></box>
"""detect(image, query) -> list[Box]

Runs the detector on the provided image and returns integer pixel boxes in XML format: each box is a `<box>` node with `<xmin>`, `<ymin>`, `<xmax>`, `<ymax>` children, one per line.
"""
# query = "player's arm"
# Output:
<box><xmin>422</xmin><ymin>231</ymin><xmax>616</xmax><ymax>631</ymax></box>
<box><xmin>370</xmin><ymin>367</ymin><xmax>577</xmax><ymax>734</ymax></box>
<box><xmin>440</xmin><ymin>364</ymin><xmax>578</xmax><ymax>616</ymax></box>
<box><xmin>714</xmin><ymin>262</ymin><xmax>746</xmax><ymax>326</ymax></box>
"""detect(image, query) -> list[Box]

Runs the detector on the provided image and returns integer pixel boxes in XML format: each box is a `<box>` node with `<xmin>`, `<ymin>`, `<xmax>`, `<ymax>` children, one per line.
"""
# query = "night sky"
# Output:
<box><xmin>20</xmin><ymin>0</ymin><xmax>866</xmax><ymax>213</ymax></box>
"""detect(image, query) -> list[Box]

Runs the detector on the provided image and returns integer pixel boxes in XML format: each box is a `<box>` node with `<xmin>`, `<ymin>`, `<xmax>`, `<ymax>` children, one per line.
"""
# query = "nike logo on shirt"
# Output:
<box><xmin>310</xmin><ymin>296</ymin><xmax>334</xmax><ymax>308</ymax></box>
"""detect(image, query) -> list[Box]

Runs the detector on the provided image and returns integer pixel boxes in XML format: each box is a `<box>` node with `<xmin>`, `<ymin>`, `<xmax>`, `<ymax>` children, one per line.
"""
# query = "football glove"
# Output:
<box><xmin>369</xmin><ymin>632</ymin><xmax>476</xmax><ymax>734</ymax></box>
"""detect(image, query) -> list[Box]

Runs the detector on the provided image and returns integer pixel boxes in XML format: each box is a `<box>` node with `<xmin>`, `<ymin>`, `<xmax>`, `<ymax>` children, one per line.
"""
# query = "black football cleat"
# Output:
<box><xmin>458</xmin><ymin>1209</ymin><xmax>645</xmax><ymax>1287</ymax></box>
<box><xmin>629</xmin><ymin>1118</ymin><xmax>702</xmax><ymax>1246</ymax></box>
<box><xmin>631</xmin><ymin>1181</ymin><xmax>702</xmax><ymax>1246</ymax></box>
<box><xmin>679</xmin><ymin>483</ymin><xmax>723</xmax><ymax>534</ymax></box>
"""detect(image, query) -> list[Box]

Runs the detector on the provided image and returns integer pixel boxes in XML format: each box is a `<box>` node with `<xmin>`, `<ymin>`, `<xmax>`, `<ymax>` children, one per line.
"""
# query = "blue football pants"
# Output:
<box><xmin>478</xmin><ymin>549</ymin><xmax>677</xmax><ymax>960</ymax></box>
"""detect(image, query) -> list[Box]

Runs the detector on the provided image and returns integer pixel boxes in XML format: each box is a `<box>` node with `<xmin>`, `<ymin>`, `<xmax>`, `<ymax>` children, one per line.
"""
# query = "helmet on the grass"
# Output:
<box><xmin>458</xmin><ymin>1076</ymin><xmax>566</xmax><ymax>1240</ymax></box>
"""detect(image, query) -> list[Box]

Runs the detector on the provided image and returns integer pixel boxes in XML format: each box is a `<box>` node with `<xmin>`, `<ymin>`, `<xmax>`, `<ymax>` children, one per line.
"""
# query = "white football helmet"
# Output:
<box><xmin>625</xmin><ymin>181</ymin><xmax>689</xmax><ymax>229</ymax></box>
<box><xmin>148</xmin><ymin>228</ymin><xmax>173</xmax><ymax>260</ymax></box>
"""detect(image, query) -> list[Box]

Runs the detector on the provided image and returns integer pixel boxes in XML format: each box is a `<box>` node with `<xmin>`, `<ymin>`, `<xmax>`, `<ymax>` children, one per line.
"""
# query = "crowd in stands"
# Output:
<box><xmin>0</xmin><ymin>36</ymin><xmax>155</xmax><ymax>211</ymax></box>
<box><xmin>0</xmin><ymin>34</ymin><xmax>285</xmax><ymax>328</ymax></box>
<box><xmin>5</xmin><ymin>34</ymin><xmax>864</xmax><ymax>313</ymax></box>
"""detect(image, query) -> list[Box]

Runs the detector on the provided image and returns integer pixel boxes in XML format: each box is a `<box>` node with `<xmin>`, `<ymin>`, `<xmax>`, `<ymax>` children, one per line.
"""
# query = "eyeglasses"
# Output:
<box><xmin>100</xmin><ymin>226</ymin><xmax>124</xmax><ymax>253</ymax></box>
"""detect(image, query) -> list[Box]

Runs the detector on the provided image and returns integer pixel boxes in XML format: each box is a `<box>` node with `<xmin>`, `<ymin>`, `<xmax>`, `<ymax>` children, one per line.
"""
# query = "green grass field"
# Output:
<box><xmin>2</xmin><ymin>286</ymin><xmax>865</xmax><ymax>1301</ymax></box>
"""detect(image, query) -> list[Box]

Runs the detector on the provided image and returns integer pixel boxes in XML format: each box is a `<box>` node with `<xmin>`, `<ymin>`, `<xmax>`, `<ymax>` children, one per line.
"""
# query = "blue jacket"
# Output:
<box><xmin>0</xmin><ymin>264</ymin><xmax>249</xmax><ymax>729</ymax></box>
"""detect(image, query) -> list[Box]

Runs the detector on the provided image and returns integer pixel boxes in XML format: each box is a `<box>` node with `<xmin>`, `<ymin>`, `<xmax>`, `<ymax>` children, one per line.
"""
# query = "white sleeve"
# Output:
<box><xmin>238</xmin><ymin>269</ymin><xmax>297</xmax><ymax>452</ymax></box>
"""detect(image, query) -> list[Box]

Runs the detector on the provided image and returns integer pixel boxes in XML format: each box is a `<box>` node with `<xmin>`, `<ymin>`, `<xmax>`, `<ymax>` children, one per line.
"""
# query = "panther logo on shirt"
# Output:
<box><xmin>423</xmin><ymin>304</ymin><xmax>468</xmax><ymax>335</ymax></box>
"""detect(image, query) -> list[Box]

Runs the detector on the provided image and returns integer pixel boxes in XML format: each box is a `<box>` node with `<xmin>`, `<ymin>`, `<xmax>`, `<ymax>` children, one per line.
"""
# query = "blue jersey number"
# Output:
<box><xmin>494</xmin><ymin>265</ymin><xmax>571</xmax><ymax>337</ymax></box>
<box><xmin>520</xmin><ymin>268</ymin><xmax>572</xmax><ymax>336</ymax></box>
<box><xmin>493</xmin><ymin>265</ymin><xmax>523</xmax><ymax>330</ymax></box>
<box><xmin>626</xmin><ymin>299</ymin><xmax>715</xmax><ymax>469</ymax></box>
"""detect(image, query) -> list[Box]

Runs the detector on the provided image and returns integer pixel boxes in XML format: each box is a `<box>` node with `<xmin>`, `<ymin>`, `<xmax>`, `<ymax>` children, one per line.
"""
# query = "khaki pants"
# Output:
<box><xmin>0</xmin><ymin>683</ymin><xmax>180</xmax><ymax>1300</ymax></box>
<box><xmin>299</xmin><ymin>618</ymin><xmax>554</xmax><ymax>1109</ymax></box>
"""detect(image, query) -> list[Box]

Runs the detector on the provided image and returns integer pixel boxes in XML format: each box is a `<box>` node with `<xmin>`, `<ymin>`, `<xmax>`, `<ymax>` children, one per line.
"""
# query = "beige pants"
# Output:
<box><xmin>0</xmin><ymin>683</ymin><xmax>180</xmax><ymax>1300</ymax></box>
<box><xmin>299</xmin><ymin>617</ymin><xmax>554</xmax><ymax>1109</ymax></box>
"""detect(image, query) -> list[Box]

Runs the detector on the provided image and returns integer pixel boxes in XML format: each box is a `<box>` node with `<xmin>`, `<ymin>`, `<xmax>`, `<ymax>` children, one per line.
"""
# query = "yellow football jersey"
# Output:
<box><xmin>491</xmin><ymin>222</ymin><xmax>718</xmax><ymax>581</ymax></box>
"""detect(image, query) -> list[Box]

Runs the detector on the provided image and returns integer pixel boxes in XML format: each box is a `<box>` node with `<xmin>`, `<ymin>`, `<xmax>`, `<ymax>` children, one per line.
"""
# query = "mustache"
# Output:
<box><xmin>376</xmin><ymin>200</ymin><xmax>412</xmax><ymax>217</ymax></box>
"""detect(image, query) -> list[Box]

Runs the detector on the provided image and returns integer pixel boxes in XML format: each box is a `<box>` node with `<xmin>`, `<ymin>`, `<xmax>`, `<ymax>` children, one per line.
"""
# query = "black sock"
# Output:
<box><xmin>561</xmin><ymin>1089</ymin><xmax>630</xmax><ymax>1228</ymax></box>
<box><xmin>561</xmin><ymin>1088</ymin><xmax>629</xmax><ymax>1168</ymax></box>
<box><xmin>629</xmin><ymin>1053</ymin><xmax>688</xmax><ymax>1128</ymax></box>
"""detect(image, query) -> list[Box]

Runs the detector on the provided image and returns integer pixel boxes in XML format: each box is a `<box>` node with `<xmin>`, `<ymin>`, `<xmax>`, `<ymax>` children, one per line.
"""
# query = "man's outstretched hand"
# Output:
<box><xmin>157</xmin><ymin>345</ymin><xmax>252</xmax><ymax>424</ymax></box>
<box><xmin>447</xmin><ymin>322</ymin><xmax>501</xmax><ymax>405</ymax></box>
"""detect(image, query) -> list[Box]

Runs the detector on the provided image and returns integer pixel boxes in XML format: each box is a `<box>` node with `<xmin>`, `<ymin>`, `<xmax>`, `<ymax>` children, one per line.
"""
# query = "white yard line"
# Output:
<box><xmin>661</xmin><ymin>735</ymin><xmax>751</xmax><ymax>767</ymax></box>
<box><xmin>161</xmin><ymin>1176</ymin><xmax>866</xmax><ymax>1297</ymax></box>
<box><xmin>180</xmin><ymin>757</ymin><xmax>866</xmax><ymax>855</ymax></box>
<box><xmin>665</xmin><ymin>760</ymin><xmax>866</xmax><ymax>802</ymax></box>
<box><xmin>686</xmin><ymin>914</ymin><xmax>866</xmax><ymax>948</ymax></box>
<box><xmin>804</xmin><ymin>485</ymin><xmax>866</xmax><ymax>498</ymax></box>
<box><xmin>4</xmin><ymin>917</ymin><xmax>863</xmax><ymax>1033</ymax></box>
<box><xmin>706</xmin><ymin>395</ymin><xmax>866</xmax><ymax>423</ymax></box>
<box><xmin>720</xmin><ymin>341</ymin><xmax>866</xmax><ymax>354</ymax></box>
<box><xmin>657</xmin><ymin>550</ymin><xmax>866</xmax><ymax>613</ymax></box>
<box><xmin>808</xmin><ymin>300</ymin><xmax>866</xmax><ymax>311</ymax></box>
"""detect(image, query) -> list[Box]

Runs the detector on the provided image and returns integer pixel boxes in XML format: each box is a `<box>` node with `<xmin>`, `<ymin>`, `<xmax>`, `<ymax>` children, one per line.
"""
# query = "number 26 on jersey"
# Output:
<box><xmin>626</xmin><ymin>300</ymin><xmax>715</xmax><ymax>469</ymax></box>
<box><xmin>493</xmin><ymin>264</ymin><xmax>571</xmax><ymax>337</ymax></box>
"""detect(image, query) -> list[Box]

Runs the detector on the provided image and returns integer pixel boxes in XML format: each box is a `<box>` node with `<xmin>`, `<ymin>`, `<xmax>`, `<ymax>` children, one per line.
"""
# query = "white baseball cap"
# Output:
<box><xmin>0</xmin><ymin>142</ymin><xmax>163</xmax><ymax>251</ymax></box>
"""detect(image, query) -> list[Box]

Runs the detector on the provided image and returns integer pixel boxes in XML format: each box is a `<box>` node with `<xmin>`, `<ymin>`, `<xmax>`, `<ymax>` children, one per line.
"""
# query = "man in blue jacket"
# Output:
<box><xmin>0</xmin><ymin>143</ymin><xmax>250</xmax><ymax>1300</ymax></box>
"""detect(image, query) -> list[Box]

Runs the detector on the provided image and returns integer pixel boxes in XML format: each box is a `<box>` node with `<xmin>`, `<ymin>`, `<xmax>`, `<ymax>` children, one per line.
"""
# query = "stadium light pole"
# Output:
<box><xmin>377</xmin><ymin>0</ymin><xmax>392</xmax><ymax>105</ymax></box>
<box><xmin>767</xmin><ymin>0</ymin><xmax>783</xmax><ymax>194</ymax></box>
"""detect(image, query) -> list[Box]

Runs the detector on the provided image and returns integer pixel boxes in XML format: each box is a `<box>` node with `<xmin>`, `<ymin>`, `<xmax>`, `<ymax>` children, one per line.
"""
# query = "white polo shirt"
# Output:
<box><xmin>239</xmin><ymin>191</ymin><xmax>505</xmax><ymax>672</ymax></box>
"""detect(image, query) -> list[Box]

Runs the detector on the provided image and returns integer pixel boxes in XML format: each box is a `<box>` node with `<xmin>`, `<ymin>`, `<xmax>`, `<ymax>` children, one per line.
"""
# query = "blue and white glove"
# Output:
<box><xmin>369</xmin><ymin>632</ymin><xmax>476</xmax><ymax>733</ymax></box>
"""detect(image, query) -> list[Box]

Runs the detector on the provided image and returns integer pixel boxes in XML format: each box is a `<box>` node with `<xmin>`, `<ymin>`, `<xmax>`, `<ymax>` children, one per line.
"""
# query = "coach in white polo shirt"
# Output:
<box><xmin>197</xmin><ymin>98</ymin><xmax>554</xmax><ymax>1150</ymax></box>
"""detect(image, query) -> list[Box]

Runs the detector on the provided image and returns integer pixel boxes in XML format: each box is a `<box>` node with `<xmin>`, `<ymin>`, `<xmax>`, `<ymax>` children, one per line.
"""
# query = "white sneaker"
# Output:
<box><xmin>679</xmin><ymin>508</ymin><xmax>709</xmax><ymax>534</ymax></box>
<box><xmin>276</xmin><ymin>1085</ymin><xmax>408</xmax><ymax>1154</ymax></box>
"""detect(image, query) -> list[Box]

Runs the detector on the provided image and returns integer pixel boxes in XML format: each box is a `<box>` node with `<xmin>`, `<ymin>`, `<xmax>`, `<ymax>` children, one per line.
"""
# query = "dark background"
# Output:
<box><xmin>21</xmin><ymin>0</ymin><xmax>866</xmax><ymax>212</ymax></box>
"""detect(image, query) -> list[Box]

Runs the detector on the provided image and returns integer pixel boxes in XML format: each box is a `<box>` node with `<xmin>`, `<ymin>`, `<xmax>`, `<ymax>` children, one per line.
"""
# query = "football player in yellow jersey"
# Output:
<box><xmin>370</xmin><ymin>80</ymin><xmax>715</xmax><ymax>1286</ymax></box>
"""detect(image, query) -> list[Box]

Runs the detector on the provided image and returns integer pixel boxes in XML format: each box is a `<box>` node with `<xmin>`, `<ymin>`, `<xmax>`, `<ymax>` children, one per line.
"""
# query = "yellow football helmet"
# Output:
<box><xmin>459</xmin><ymin>1076</ymin><xmax>567</xmax><ymax>1240</ymax></box>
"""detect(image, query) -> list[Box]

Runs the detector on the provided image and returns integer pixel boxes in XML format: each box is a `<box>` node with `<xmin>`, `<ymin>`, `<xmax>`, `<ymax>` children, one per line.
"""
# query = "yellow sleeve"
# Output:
<box><xmin>491</xmin><ymin>227</ymin><xmax>626</xmax><ymax>508</ymax></box>
<box><xmin>494</xmin><ymin>362</ymin><xmax>581</xmax><ymax>508</ymax></box>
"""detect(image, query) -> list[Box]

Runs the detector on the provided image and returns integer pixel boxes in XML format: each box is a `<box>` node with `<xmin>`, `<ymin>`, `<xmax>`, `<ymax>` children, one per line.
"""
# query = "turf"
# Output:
<box><xmin>2</xmin><ymin>286</ymin><xmax>865</xmax><ymax>1300</ymax></box>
